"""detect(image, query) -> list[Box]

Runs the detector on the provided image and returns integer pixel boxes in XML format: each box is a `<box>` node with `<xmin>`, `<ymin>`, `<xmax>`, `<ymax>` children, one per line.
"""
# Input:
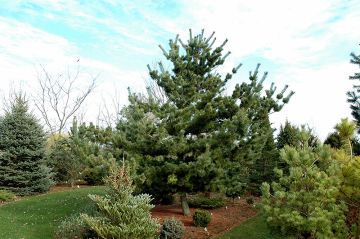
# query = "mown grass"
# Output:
<box><xmin>0</xmin><ymin>187</ymin><xmax>104</xmax><ymax>239</ymax></box>
<box><xmin>217</xmin><ymin>214</ymin><xmax>293</xmax><ymax>239</ymax></box>
<box><xmin>1</xmin><ymin>188</ymin><xmax>294</xmax><ymax>239</ymax></box>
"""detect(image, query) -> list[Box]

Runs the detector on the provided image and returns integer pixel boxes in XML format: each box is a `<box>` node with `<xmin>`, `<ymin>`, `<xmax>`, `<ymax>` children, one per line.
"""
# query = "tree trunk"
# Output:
<box><xmin>344</xmin><ymin>205</ymin><xmax>360</xmax><ymax>238</ymax></box>
<box><xmin>181</xmin><ymin>194</ymin><xmax>190</xmax><ymax>216</ymax></box>
<box><xmin>356</xmin><ymin>215</ymin><xmax>360</xmax><ymax>239</ymax></box>
<box><xmin>348</xmin><ymin>138</ymin><xmax>353</xmax><ymax>160</ymax></box>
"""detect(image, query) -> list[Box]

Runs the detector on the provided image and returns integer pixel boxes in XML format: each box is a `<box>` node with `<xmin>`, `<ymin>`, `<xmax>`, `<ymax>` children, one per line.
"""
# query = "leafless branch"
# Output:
<box><xmin>34</xmin><ymin>64</ymin><xmax>97</xmax><ymax>134</ymax></box>
<box><xmin>96</xmin><ymin>88</ymin><xmax>122</xmax><ymax>127</ymax></box>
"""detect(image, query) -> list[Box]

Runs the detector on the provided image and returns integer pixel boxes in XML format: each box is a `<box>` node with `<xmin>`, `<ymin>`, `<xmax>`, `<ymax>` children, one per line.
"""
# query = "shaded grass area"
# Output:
<box><xmin>217</xmin><ymin>214</ymin><xmax>293</xmax><ymax>239</ymax></box>
<box><xmin>0</xmin><ymin>187</ymin><xmax>104</xmax><ymax>239</ymax></box>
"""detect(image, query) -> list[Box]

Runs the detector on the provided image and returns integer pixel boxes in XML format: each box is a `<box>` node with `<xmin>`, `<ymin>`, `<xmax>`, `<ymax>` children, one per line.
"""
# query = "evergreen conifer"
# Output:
<box><xmin>119</xmin><ymin>30</ymin><xmax>293</xmax><ymax>215</ymax></box>
<box><xmin>347</xmin><ymin>46</ymin><xmax>360</xmax><ymax>130</ymax></box>
<box><xmin>262</xmin><ymin>130</ymin><xmax>347</xmax><ymax>238</ymax></box>
<box><xmin>0</xmin><ymin>94</ymin><xmax>53</xmax><ymax>195</ymax></box>
<box><xmin>81</xmin><ymin>163</ymin><xmax>159</xmax><ymax>239</ymax></box>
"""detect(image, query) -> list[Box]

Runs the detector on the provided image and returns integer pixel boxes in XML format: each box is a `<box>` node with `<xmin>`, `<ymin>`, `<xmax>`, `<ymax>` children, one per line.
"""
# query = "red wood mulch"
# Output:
<box><xmin>151</xmin><ymin>199</ymin><xmax>257</xmax><ymax>239</ymax></box>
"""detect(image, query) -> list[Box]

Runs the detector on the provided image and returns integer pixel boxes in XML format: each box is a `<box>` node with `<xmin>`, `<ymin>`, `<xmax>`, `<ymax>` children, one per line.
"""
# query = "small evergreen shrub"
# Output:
<box><xmin>225</xmin><ymin>183</ymin><xmax>245</xmax><ymax>201</ymax></box>
<box><xmin>160</xmin><ymin>217</ymin><xmax>185</xmax><ymax>239</ymax></box>
<box><xmin>81</xmin><ymin>163</ymin><xmax>160</xmax><ymax>239</ymax></box>
<box><xmin>246</xmin><ymin>197</ymin><xmax>255</xmax><ymax>205</ymax></box>
<box><xmin>54</xmin><ymin>215</ymin><xmax>96</xmax><ymax>239</ymax></box>
<box><xmin>0</xmin><ymin>190</ymin><xmax>16</xmax><ymax>202</ymax></box>
<box><xmin>192</xmin><ymin>210</ymin><xmax>211</xmax><ymax>227</ymax></box>
<box><xmin>188</xmin><ymin>196</ymin><xmax>225</xmax><ymax>209</ymax></box>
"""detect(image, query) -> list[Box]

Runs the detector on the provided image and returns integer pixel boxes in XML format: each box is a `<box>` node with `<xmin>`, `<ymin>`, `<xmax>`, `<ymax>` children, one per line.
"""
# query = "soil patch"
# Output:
<box><xmin>152</xmin><ymin>198</ymin><xmax>257</xmax><ymax>239</ymax></box>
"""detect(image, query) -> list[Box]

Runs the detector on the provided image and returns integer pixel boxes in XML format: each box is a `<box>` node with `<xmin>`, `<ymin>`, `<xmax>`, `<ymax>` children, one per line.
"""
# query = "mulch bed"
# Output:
<box><xmin>152</xmin><ymin>198</ymin><xmax>257</xmax><ymax>239</ymax></box>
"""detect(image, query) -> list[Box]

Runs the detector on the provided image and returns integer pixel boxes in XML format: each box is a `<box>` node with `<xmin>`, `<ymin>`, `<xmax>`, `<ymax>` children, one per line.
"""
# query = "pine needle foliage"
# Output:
<box><xmin>347</xmin><ymin>46</ymin><xmax>360</xmax><ymax>130</ymax></box>
<box><xmin>0</xmin><ymin>94</ymin><xmax>53</xmax><ymax>195</ymax></box>
<box><xmin>335</xmin><ymin>118</ymin><xmax>356</xmax><ymax>158</ymax></box>
<box><xmin>261</xmin><ymin>136</ymin><xmax>348</xmax><ymax>238</ymax></box>
<box><xmin>333</xmin><ymin>129</ymin><xmax>360</xmax><ymax>237</ymax></box>
<box><xmin>117</xmin><ymin>30</ymin><xmax>293</xmax><ymax>215</ymax></box>
<box><xmin>81</xmin><ymin>163</ymin><xmax>160</xmax><ymax>239</ymax></box>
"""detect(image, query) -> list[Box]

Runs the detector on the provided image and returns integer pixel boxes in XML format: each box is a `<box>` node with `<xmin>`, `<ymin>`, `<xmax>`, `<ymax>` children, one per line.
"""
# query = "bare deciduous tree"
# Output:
<box><xmin>96</xmin><ymin>77</ymin><xmax>167</xmax><ymax>128</ymax></box>
<box><xmin>96</xmin><ymin>88</ymin><xmax>122</xmax><ymax>127</ymax></box>
<box><xmin>34</xmin><ymin>64</ymin><xmax>97</xmax><ymax>134</ymax></box>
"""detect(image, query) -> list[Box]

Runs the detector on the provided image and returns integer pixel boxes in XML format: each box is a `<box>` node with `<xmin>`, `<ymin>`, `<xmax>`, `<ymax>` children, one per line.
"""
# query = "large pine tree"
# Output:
<box><xmin>0</xmin><ymin>95</ymin><xmax>53</xmax><ymax>195</ymax></box>
<box><xmin>118</xmin><ymin>30</ymin><xmax>293</xmax><ymax>215</ymax></box>
<box><xmin>347</xmin><ymin>46</ymin><xmax>360</xmax><ymax>130</ymax></box>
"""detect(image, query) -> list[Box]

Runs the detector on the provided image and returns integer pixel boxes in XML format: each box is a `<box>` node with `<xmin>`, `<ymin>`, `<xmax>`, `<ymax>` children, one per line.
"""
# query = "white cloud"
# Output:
<box><xmin>180</xmin><ymin>0</ymin><xmax>359</xmax><ymax>139</ymax></box>
<box><xmin>181</xmin><ymin>0</ymin><xmax>357</xmax><ymax>63</ymax></box>
<box><xmin>0</xmin><ymin>0</ymin><xmax>359</xmax><ymax>139</ymax></box>
<box><xmin>0</xmin><ymin>16</ymin><xmax>146</xmax><ymax>131</ymax></box>
<box><xmin>4</xmin><ymin>1</ymin><xmax>177</xmax><ymax>57</ymax></box>
<box><xmin>270</xmin><ymin>62</ymin><xmax>354</xmax><ymax>139</ymax></box>
<box><xmin>0</xmin><ymin>17</ymin><xmax>76</xmax><ymax>102</ymax></box>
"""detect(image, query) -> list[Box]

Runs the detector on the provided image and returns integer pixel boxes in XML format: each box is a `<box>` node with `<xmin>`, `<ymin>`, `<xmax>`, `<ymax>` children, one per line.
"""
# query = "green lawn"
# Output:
<box><xmin>0</xmin><ymin>187</ymin><xmax>104</xmax><ymax>239</ymax></box>
<box><xmin>217</xmin><ymin>214</ymin><xmax>293</xmax><ymax>239</ymax></box>
<box><xmin>1</xmin><ymin>188</ymin><xmax>293</xmax><ymax>239</ymax></box>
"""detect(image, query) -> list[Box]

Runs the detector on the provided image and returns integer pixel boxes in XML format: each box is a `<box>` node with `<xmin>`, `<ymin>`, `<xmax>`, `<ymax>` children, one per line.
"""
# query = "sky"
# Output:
<box><xmin>0</xmin><ymin>0</ymin><xmax>359</xmax><ymax>139</ymax></box>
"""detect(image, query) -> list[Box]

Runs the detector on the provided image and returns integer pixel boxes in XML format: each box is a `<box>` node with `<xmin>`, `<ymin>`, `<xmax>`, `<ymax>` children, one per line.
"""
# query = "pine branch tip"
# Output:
<box><xmin>220</xmin><ymin>39</ymin><xmax>228</xmax><ymax>48</ymax></box>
